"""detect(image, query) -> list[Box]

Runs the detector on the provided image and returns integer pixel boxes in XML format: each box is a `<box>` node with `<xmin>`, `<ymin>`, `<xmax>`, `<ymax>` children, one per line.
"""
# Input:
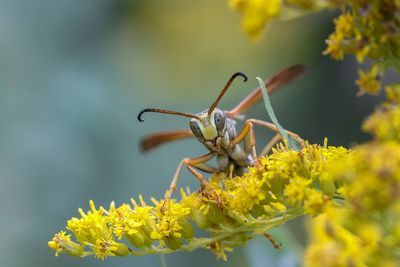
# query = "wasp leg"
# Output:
<box><xmin>259</xmin><ymin>133</ymin><xmax>282</xmax><ymax>157</ymax></box>
<box><xmin>161</xmin><ymin>153</ymin><xmax>217</xmax><ymax>213</ymax></box>
<box><xmin>231</xmin><ymin>119</ymin><xmax>305</xmax><ymax>169</ymax></box>
<box><xmin>186</xmin><ymin>165</ymin><xmax>222</xmax><ymax>207</ymax></box>
<box><xmin>247</xmin><ymin>119</ymin><xmax>305</xmax><ymax>148</ymax></box>
<box><xmin>230</xmin><ymin>120</ymin><xmax>260</xmax><ymax>169</ymax></box>
<box><xmin>263</xmin><ymin>233</ymin><xmax>281</xmax><ymax>250</ymax></box>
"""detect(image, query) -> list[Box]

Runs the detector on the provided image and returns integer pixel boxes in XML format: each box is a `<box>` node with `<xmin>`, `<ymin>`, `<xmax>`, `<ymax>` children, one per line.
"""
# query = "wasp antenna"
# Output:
<box><xmin>137</xmin><ymin>109</ymin><xmax>150</xmax><ymax>122</ymax></box>
<box><xmin>208</xmin><ymin>72</ymin><xmax>247</xmax><ymax>116</ymax></box>
<box><xmin>137</xmin><ymin>108</ymin><xmax>200</xmax><ymax>122</ymax></box>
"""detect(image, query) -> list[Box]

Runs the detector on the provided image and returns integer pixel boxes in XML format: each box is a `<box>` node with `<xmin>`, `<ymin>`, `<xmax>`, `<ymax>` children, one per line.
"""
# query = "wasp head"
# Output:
<box><xmin>137</xmin><ymin>72</ymin><xmax>246</xmax><ymax>145</ymax></box>
<box><xmin>189</xmin><ymin>108</ymin><xmax>226</xmax><ymax>142</ymax></box>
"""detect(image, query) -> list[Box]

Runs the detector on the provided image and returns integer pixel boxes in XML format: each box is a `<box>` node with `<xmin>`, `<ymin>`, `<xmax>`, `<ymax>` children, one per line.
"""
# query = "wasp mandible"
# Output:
<box><xmin>138</xmin><ymin>65</ymin><xmax>307</xmax><ymax>211</ymax></box>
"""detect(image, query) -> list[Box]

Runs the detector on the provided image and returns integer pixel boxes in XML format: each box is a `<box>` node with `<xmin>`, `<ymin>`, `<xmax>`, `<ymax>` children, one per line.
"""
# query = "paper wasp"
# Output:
<box><xmin>138</xmin><ymin>65</ymin><xmax>307</xmax><ymax>212</ymax></box>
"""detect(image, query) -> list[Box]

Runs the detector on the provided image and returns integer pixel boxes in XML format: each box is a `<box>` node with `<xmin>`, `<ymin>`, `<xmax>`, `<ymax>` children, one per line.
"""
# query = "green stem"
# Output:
<box><xmin>257</xmin><ymin>77</ymin><xmax>302</xmax><ymax>151</ymax></box>
<box><xmin>129</xmin><ymin>208</ymin><xmax>305</xmax><ymax>256</ymax></box>
<box><xmin>159</xmin><ymin>254</ymin><xmax>167</xmax><ymax>267</ymax></box>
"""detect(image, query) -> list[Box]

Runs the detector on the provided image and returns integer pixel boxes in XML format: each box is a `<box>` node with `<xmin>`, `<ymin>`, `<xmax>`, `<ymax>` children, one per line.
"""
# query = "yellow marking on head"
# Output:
<box><xmin>202</xmin><ymin>125</ymin><xmax>218</xmax><ymax>140</ymax></box>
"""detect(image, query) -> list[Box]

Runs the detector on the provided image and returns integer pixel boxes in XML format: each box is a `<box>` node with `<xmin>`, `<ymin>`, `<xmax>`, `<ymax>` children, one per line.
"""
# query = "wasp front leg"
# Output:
<box><xmin>230</xmin><ymin>120</ymin><xmax>260</xmax><ymax>169</ymax></box>
<box><xmin>161</xmin><ymin>152</ymin><xmax>218</xmax><ymax>212</ymax></box>
<box><xmin>259</xmin><ymin>133</ymin><xmax>282</xmax><ymax>157</ymax></box>
<box><xmin>231</xmin><ymin>119</ymin><xmax>305</xmax><ymax>168</ymax></box>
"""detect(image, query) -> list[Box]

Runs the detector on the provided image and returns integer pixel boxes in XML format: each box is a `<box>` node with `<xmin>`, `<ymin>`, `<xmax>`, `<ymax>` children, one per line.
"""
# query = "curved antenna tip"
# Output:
<box><xmin>235</xmin><ymin>72</ymin><xmax>248</xmax><ymax>82</ymax></box>
<box><xmin>137</xmin><ymin>109</ymin><xmax>148</xmax><ymax>122</ymax></box>
<box><xmin>208</xmin><ymin>71</ymin><xmax>248</xmax><ymax>116</ymax></box>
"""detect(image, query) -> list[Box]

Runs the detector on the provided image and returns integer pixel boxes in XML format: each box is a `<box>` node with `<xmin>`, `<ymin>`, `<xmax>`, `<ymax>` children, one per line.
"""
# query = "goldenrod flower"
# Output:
<box><xmin>150</xmin><ymin>199</ymin><xmax>192</xmax><ymax>249</ymax></box>
<box><xmin>107</xmin><ymin>201</ymin><xmax>154</xmax><ymax>248</ymax></box>
<box><xmin>224</xmin><ymin>167</ymin><xmax>266</xmax><ymax>212</ymax></box>
<box><xmin>363</xmin><ymin>103</ymin><xmax>400</xmax><ymax>142</ymax></box>
<box><xmin>283</xmin><ymin>176</ymin><xmax>311</xmax><ymax>204</ymax></box>
<box><xmin>48</xmin><ymin>231</ymin><xmax>83</xmax><ymax>257</ymax></box>
<box><xmin>93</xmin><ymin>237</ymin><xmax>118</xmax><ymax>260</ymax></box>
<box><xmin>210</xmin><ymin>241</ymin><xmax>233</xmax><ymax>261</ymax></box>
<box><xmin>50</xmin><ymin>200</ymin><xmax>129</xmax><ymax>259</ymax></box>
<box><xmin>323</xmin><ymin>12</ymin><xmax>355</xmax><ymax>60</ymax></box>
<box><xmin>230</xmin><ymin>0</ymin><xmax>400</xmax><ymax>95</ymax></box>
<box><xmin>304</xmin><ymin>189</ymin><xmax>329</xmax><ymax>216</ymax></box>
<box><xmin>334</xmin><ymin>13</ymin><xmax>353</xmax><ymax>39</ymax></box>
<box><xmin>66</xmin><ymin>200</ymin><xmax>111</xmax><ymax>245</ymax></box>
<box><xmin>386</xmin><ymin>83</ymin><xmax>400</xmax><ymax>103</ymax></box>
<box><xmin>48</xmin><ymin>139</ymin><xmax>399</xmax><ymax>264</ymax></box>
<box><xmin>229</xmin><ymin>0</ymin><xmax>329</xmax><ymax>41</ymax></box>
<box><xmin>49</xmin><ymin>143</ymin><xmax>352</xmax><ymax>259</ymax></box>
<box><xmin>305</xmin><ymin>142</ymin><xmax>400</xmax><ymax>266</ymax></box>
<box><xmin>355</xmin><ymin>65</ymin><xmax>381</xmax><ymax>95</ymax></box>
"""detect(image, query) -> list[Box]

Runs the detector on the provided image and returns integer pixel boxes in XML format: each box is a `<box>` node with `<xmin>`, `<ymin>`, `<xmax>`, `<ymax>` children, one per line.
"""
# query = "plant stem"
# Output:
<box><xmin>159</xmin><ymin>254</ymin><xmax>167</xmax><ymax>267</ymax></box>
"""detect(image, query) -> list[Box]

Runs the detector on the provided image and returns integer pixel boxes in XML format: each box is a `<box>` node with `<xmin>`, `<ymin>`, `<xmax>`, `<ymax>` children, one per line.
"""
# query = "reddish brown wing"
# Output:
<box><xmin>140</xmin><ymin>129</ymin><xmax>194</xmax><ymax>152</ymax></box>
<box><xmin>228</xmin><ymin>65</ymin><xmax>307</xmax><ymax>118</ymax></box>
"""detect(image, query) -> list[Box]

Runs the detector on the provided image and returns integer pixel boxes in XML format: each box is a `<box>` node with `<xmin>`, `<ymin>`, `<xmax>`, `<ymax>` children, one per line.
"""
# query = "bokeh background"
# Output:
<box><xmin>0</xmin><ymin>1</ymin><xmax>382</xmax><ymax>267</ymax></box>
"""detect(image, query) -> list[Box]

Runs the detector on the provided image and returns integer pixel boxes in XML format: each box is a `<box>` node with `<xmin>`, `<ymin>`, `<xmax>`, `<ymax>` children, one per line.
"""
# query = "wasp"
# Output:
<box><xmin>138</xmin><ymin>65</ymin><xmax>307</xmax><ymax>212</ymax></box>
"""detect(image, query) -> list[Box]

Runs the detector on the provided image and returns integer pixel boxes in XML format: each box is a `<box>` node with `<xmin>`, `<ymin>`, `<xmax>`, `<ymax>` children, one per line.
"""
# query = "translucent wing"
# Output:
<box><xmin>228</xmin><ymin>65</ymin><xmax>307</xmax><ymax>118</ymax></box>
<box><xmin>140</xmin><ymin>129</ymin><xmax>193</xmax><ymax>152</ymax></box>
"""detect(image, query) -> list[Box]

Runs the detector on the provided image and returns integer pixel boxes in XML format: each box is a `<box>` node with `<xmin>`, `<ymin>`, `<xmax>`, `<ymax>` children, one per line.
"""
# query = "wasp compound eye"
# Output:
<box><xmin>214</xmin><ymin>110</ymin><xmax>226</xmax><ymax>133</ymax></box>
<box><xmin>189</xmin><ymin>120</ymin><xmax>204</xmax><ymax>141</ymax></box>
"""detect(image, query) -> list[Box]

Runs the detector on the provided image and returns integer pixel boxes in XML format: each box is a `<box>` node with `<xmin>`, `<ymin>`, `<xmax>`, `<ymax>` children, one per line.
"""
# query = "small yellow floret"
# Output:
<box><xmin>356</xmin><ymin>66</ymin><xmax>381</xmax><ymax>95</ymax></box>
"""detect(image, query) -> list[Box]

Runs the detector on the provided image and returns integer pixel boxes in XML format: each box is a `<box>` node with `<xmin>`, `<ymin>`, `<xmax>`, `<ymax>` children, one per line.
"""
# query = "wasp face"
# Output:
<box><xmin>189</xmin><ymin>108</ymin><xmax>226</xmax><ymax>143</ymax></box>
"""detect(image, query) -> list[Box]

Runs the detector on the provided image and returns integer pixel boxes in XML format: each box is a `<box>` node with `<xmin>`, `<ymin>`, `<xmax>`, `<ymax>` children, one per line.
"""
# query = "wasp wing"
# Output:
<box><xmin>228</xmin><ymin>64</ymin><xmax>307</xmax><ymax>118</ymax></box>
<box><xmin>140</xmin><ymin>129</ymin><xmax>194</xmax><ymax>152</ymax></box>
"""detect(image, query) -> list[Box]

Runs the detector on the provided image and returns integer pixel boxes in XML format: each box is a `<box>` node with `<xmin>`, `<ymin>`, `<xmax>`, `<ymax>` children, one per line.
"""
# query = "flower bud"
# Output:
<box><xmin>140</xmin><ymin>223</ymin><xmax>154</xmax><ymax>238</ymax></box>
<box><xmin>114</xmin><ymin>243</ymin><xmax>130</xmax><ymax>257</ymax></box>
<box><xmin>206</xmin><ymin>204</ymin><xmax>225</xmax><ymax>224</ymax></box>
<box><xmin>163</xmin><ymin>236</ymin><xmax>182</xmax><ymax>250</ymax></box>
<box><xmin>126</xmin><ymin>233</ymin><xmax>145</xmax><ymax>248</ymax></box>
<box><xmin>191</xmin><ymin>210</ymin><xmax>211</xmax><ymax>229</ymax></box>
<box><xmin>48</xmin><ymin>239</ymin><xmax>84</xmax><ymax>257</ymax></box>
<box><xmin>179</xmin><ymin>219</ymin><xmax>194</xmax><ymax>239</ymax></box>
<box><xmin>48</xmin><ymin>231</ymin><xmax>84</xmax><ymax>257</ymax></box>
<box><xmin>139</xmin><ymin>224</ymin><xmax>155</xmax><ymax>246</ymax></box>
<box><xmin>250</xmin><ymin>204</ymin><xmax>266</xmax><ymax>217</ymax></box>
<box><xmin>320</xmin><ymin>179</ymin><xmax>336</xmax><ymax>196</ymax></box>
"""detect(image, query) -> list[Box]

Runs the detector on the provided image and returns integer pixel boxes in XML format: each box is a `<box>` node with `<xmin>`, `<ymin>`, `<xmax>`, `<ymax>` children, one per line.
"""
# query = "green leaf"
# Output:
<box><xmin>256</xmin><ymin>77</ymin><xmax>302</xmax><ymax>151</ymax></box>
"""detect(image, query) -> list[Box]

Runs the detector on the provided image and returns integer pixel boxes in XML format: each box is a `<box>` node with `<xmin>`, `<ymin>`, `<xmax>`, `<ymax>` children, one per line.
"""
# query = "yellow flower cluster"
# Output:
<box><xmin>304</xmin><ymin>88</ymin><xmax>400</xmax><ymax>266</ymax></box>
<box><xmin>229</xmin><ymin>0</ymin><xmax>400</xmax><ymax>95</ymax></box>
<box><xmin>355</xmin><ymin>66</ymin><xmax>381</xmax><ymax>95</ymax></box>
<box><xmin>305</xmin><ymin>142</ymin><xmax>400</xmax><ymax>267</ymax></box>
<box><xmin>362</xmin><ymin>87</ymin><xmax>400</xmax><ymax>142</ymax></box>
<box><xmin>323</xmin><ymin>1</ymin><xmax>400</xmax><ymax>95</ymax></box>
<box><xmin>363</xmin><ymin>103</ymin><xmax>400</xmax><ymax>142</ymax></box>
<box><xmin>386</xmin><ymin>83</ymin><xmax>400</xmax><ymax>104</ymax></box>
<box><xmin>229</xmin><ymin>0</ymin><xmax>329</xmax><ymax>41</ymax></box>
<box><xmin>48</xmin><ymin>200</ymin><xmax>129</xmax><ymax>259</ymax></box>
<box><xmin>49</xmin><ymin>143</ymin><xmax>352</xmax><ymax>260</ymax></box>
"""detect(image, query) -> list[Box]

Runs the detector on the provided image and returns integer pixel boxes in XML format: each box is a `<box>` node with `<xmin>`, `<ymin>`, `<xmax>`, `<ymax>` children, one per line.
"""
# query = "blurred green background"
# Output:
<box><xmin>0</xmin><ymin>1</ymin><xmax>381</xmax><ymax>267</ymax></box>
